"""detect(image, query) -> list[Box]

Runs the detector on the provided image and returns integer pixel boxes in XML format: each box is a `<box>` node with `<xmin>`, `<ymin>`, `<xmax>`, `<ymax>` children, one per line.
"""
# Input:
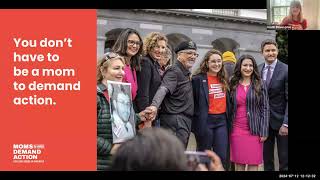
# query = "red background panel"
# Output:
<box><xmin>0</xmin><ymin>10</ymin><xmax>96</xmax><ymax>170</ymax></box>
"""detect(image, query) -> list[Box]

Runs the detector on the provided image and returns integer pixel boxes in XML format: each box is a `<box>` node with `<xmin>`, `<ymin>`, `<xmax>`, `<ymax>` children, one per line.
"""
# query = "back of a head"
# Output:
<box><xmin>111</xmin><ymin>128</ymin><xmax>188</xmax><ymax>171</ymax></box>
<box><xmin>222</xmin><ymin>51</ymin><xmax>236</xmax><ymax>64</ymax></box>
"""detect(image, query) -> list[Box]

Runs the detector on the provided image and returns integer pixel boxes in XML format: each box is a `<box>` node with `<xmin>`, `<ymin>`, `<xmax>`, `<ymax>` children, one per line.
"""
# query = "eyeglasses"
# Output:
<box><xmin>127</xmin><ymin>40</ymin><xmax>141</xmax><ymax>47</ymax></box>
<box><xmin>105</xmin><ymin>52</ymin><xmax>120</xmax><ymax>60</ymax></box>
<box><xmin>180</xmin><ymin>50</ymin><xmax>199</xmax><ymax>58</ymax></box>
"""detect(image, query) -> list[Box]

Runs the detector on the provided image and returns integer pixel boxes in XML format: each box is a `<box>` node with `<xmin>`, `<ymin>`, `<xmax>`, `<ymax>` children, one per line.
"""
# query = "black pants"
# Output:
<box><xmin>263</xmin><ymin>127</ymin><xmax>288</xmax><ymax>171</ymax></box>
<box><xmin>160</xmin><ymin>114</ymin><xmax>191</xmax><ymax>149</ymax></box>
<box><xmin>196</xmin><ymin>114</ymin><xmax>228</xmax><ymax>169</ymax></box>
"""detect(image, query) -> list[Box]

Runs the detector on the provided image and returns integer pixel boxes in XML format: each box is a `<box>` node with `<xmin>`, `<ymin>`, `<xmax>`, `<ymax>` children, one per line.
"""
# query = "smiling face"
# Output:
<box><xmin>102</xmin><ymin>58</ymin><xmax>125</xmax><ymax>82</ymax></box>
<box><xmin>126</xmin><ymin>33</ymin><xmax>141</xmax><ymax>58</ymax></box>
<box><xmin>149</xmin><ymin>40</ymin><xmax>167</xmax><ymax>61</ymax></box>
<box><xmin>240</xmin><ymin>58</ymin><xmax>254</xmax><ymax>78</ymax></box>
<box><xmin>290</xmin><ymin>1</ymin><xmax>302</xmax><ymax>18</ymax></box>
<box><xmin>291</xmin><ymin>6</ymin><xmax>301</xmax><ymax>17</ymax></box>
<box><xmin>207</xmin><ymin>54</ymin><xmax>223</xmax><ymax>75</ymax></box>
<box><xmin>177</xmin><ymin>49</ymin><xmax>198</xmax><ymax>70</ymax></box>
<box><xmin>262</xmin><ymin>44</ymin><xmax>278</xmax><ymax>65</ymax></box>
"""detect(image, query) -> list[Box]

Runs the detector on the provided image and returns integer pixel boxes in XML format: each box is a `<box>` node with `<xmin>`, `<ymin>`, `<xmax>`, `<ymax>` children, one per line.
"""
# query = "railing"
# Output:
<box><xmin>176</xmin><ymin>9</ymin><xmax>239</xmax><ymax>17</ymax></box>
<box><xmin>210</xmin><ymin>9</ymin><xmax>239</xmax><ymax>16</ymax></box>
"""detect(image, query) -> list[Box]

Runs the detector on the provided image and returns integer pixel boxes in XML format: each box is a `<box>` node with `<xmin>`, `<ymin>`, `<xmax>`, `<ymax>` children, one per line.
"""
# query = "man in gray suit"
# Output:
<box><xmin>259</xmin><ymin>39</ymin><xmax>288</xmax><ymax>171</ymax></box>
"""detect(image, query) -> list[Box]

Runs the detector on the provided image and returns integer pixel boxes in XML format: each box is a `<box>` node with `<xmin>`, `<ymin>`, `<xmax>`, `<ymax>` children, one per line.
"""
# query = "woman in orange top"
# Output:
<box><xmin>280</xmin><ymin>0</ymin><xmax>307</xmax><ymax>30</ymax></box>
<box><xmin>192</xmin><ymin>49</ymin><xmax>230</xmax><ymax>169</ymax></box>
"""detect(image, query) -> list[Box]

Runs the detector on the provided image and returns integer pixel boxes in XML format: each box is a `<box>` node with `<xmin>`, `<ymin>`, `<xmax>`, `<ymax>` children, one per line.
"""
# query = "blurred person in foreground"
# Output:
<box><xmin>111</xmin><ymin>128</ymin><xmax>224</xmax><ymax>171</ymax></box>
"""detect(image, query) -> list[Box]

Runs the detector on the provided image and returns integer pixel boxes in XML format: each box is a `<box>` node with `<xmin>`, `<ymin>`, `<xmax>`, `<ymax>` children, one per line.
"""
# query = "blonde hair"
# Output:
<box><xmin>143</xmin><ymin>32</ymin><xmax>168</xmax><ymax>56</ymax></box>
<box><xmin>97</xmin><ymin>53</ymin><xmax>125</xmax><ymax>84</ymax></box>
<box><xmin>288</xmin><ymin>1</ymin><xmax>304</xmax><ymax>23</ymax></box>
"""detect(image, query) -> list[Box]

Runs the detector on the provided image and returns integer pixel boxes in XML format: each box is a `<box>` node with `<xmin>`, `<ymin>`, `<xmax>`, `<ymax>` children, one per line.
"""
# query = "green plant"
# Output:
<box><xmin>276</xmin><ymin>30</ymin><xmax>288</xmax><ymax>65</ymax></box>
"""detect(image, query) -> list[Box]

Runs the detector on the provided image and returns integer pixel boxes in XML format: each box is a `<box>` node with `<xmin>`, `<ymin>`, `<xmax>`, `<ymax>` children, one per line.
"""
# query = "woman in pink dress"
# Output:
<box><xmin>229</xmin><ymin>54</ymin><xmax>269</xmax><ymax>171</ymax></box>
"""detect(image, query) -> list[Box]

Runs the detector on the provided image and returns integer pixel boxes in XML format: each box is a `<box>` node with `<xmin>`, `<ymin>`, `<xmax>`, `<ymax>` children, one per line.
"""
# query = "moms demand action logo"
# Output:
<box><xmin>12</xmin><ymin>144</ymin><xmax>45</xmax><ymax>163</ymax></box>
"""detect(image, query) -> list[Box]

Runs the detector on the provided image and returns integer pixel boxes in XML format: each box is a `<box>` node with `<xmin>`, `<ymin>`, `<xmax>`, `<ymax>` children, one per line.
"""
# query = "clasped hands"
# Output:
<box><xmin>138</xmin><ymin>105</ymin><xmax>158</xmax><ymax>123</ymax></box>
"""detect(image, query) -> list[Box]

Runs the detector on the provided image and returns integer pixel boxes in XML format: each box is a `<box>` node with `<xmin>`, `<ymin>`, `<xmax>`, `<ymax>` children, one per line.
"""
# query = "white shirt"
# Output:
<box><xmin>263</xmin><ymin>59</ymin><xmax>277</xmax><ymax>81</ymax></box>
<box><xmin>111</xmin><ymin>112</ymin><xmax>134</xmax><ymax>143</ymax></box>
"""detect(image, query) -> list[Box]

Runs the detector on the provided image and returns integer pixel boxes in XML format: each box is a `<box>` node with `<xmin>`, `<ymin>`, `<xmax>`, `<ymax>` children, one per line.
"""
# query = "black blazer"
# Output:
<box><xmin>192</xmin><ymin>73</ymin><xmax>231</xmax><ymax>138</ymax></box>
<box><xmin>259</xmin><ymin>60</ymin><xmax>288</xmax><ymax>130</ymax></box>
<box><xmin>136</xmin><ymin>55</ymin><xmax>162</xmax><ymax>112</ymax></box>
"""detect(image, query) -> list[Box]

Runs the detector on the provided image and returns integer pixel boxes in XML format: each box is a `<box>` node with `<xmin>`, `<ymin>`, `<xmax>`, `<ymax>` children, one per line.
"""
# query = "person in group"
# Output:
<box><xmin>259</xmin><ymin>39</ymin><xmax>288</xmax><ymax>171</ymax></box>
<box><xmin>192</xmin><ymin>49</ymin><xmax>230</xmax><ymax>169</ymax></box>
<box><xmin>222</xmin><ymin>51</ymin><xmax>237</xmax><ymax>80</ymax></box>
<box><xmin>111</xmin><ymin>128</ymin><xmax>224</xmax><ymax>171</ymax></box>
<box><xmin>96</xmin><ymin>52</ymin><xmax>152</xmax><ymax>170</ymax></box>
<box><xmin>145</xmin><ymin>40</ymin><xmax>198</xmax><ymax>148</ymax></box>
<box><xmin>112</xmin><ymin>28</ymin><xmax>143</xmax><ymax>101</ymax></box>
<box><xmin>280</xmin><ymin>0</ymin><xmax>307</xmax><ymax>30</ymax></box>
<box><xmin>229</xmin><ymin>54</ymin><xmax>269</xmax><ymax>171</ymax></box>
<box><xmin>158</xmin><ymin>47</ymin><xmax>172</xmax><ymax>76</ymax></box>
<box><xmin>136</xmin><ymin>32</ymin><xmax>168</xmax><ymax>128</ymax></box>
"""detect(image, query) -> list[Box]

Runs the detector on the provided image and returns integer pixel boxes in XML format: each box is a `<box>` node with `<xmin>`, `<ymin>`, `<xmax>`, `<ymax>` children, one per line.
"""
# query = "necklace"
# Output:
<box><xmin>240</xmin><ymin>80</ymin><xmax>250</xmax><ymax>92</ymax></box>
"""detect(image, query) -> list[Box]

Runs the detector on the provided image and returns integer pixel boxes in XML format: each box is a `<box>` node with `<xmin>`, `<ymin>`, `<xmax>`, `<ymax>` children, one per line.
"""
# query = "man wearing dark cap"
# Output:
<box><xmin>145</xmin><ymin>40</ymin><xmax>198</xmax><ymax>148</ymax></box>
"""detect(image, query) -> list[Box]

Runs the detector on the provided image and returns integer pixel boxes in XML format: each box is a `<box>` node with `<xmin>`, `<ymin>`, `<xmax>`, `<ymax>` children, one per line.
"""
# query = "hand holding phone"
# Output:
<box><xmin>185</xmin><ymin>151</ymin><xmax>211</xmax><ymax>170</ymax></box>
<box><xmin>185</xmin><ymin>150</ymin><xmax>225</xmax><ymax>171</ymax></box>
<box><xmin>205</xmin><ymin>150</ymin><xmax>224</xmax><ymax>171</ymax></box>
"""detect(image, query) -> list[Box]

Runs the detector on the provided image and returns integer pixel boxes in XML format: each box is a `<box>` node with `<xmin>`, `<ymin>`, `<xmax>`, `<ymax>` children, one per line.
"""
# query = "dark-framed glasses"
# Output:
<box><xmin>127</xmin><ymin>40</ymin><xmax>141</xmax><ymax>46</ymax></box>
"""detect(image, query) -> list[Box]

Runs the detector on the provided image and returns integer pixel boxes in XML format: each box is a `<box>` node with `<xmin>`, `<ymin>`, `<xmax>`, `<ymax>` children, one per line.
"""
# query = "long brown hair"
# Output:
<box><xmin>229</xmin><ymin>54</ymin><xmax>262</xmax><ymax>100</ymax></box>
<box><xmin>197</xmin><ymin>49</ymin><xmax>229</xmax><ymax>91</ymax></box>
<box><xmin>112</xmin><ymin>28</ymin><xmax>143</xmax><ymax>71</ymax></box>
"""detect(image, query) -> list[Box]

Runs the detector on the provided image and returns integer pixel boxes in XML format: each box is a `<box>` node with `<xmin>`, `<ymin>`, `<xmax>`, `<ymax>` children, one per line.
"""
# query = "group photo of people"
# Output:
<box><xmin>96</xmin><ymin>9</ymin><xmax>288</xmax><ymax>171</ymax></box>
